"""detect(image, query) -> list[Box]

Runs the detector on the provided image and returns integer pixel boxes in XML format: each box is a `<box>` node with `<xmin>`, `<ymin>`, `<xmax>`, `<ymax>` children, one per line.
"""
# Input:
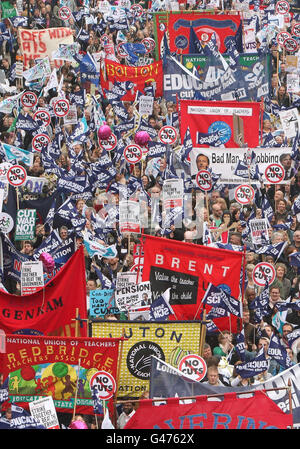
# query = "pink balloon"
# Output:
<box><xmin>98</xmin><ymin>124</ymin><xmax>112</xmax><ymax>141</ymax></box>
<box><xmin>134</xmin><ymin>131</ymin><xmax>150</xmax><ymax>146</ymax></box>
<box><xmin>69</xmin><ymin>420</ymin><xmax>88</xmax><ymax>429</ymax></box>
<box><xmin>39</xmin><ymin>252</ymin><xmax>55</xmax><ymax>273</ymax></box>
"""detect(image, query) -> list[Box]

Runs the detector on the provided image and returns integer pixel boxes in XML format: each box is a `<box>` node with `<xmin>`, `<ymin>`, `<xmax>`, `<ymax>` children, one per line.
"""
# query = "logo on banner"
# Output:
<box><xmin>174</xmin><ymin>35</ymin><xmax>189</xmax><ymax>50</ymax></box>
<box><xmin>196</xmin><ymin>170</ymin><xmax>212</xmax><ymax>191</ymax></box>
<box><xmin>178</xmin><ymin>354</ymin><xmax>207</xmax><ymax>382</ymax></box>
<box><xmin>234</xmin><ymin>184</ymin><xmax>255</xmax><ymax>205</ymax></box>
<box><xmin>7</xmin><ymin>165</ymin><xmax>27</xmax><ymax>187</ymax></box>
<box><xmin>21</xmin><ymin>91</ymin><xmax>38</xmax><ymax>108</ymax></box>
<box><xmin>158</xmin><ymin>126</ymin><xmax>178</xmax><ymax>145</ymax></box>
<box><xmin>123</xmin><ymin>144</ymin><xmax>143</xmax><ymax>164</ymax></box>
<box><xmin>265</xmin><ymin>164</ymin><xmax>285</xmax><ymax>184</ymax></box>
<box><xmin>89</xmin><ymin>370</ymin><xmax>117</xmax><ymax>400</ymax></box>
<box><xmin>127</xmin><ymin>341</ymin><xmax>165</xmax><ymax>380</ymax></box>
<box><xmin>253</xmin><ymin>262</ymin><xmax>276</xmax><ymax>287</ymax></box>
<box><xmin>208</xmin><ymin>121</ymin><xmax>231</xmax><ymax>144</ymax></box>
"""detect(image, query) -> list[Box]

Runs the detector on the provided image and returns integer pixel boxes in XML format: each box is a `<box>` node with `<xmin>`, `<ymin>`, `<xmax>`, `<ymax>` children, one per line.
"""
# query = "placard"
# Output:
<box><xmin>29</xmin><ymin>396</ymin><xmax>60</xmax><ymax>429</ymax></box>
<box><xmin>15</xmin><ymin>209</ymin><xmax>36</xmax><ymax>240</ymax></box>
<box><xmin>115</xmin><ymin>281</ymin><xmax>151</xmax><ymax>311</ymax></box>
<box><xmin>139</xmin><ymin>95</ymin><xmax>154</xmax><ymax>116</ymax></box>
<box><xmin>163</xmin><ymin>178</ymin><xmax>184</xmax><ymax>208</ymax></box>
<box><xmin>7</xmin><ymin>164</ymin><xmax>27</xmax><ymax>187</ymax></box>
<box><xmin>252</xmin><ymin>262</ymin><xmax>276</xmax><ymax>287</ymax></box>
<box><xmin>89</xmin><ymin>289</ymin><xmax>119</xmax><ymax>318</ymax></box>
<box><xmin>119</xmin><ymin>200</ymin><xmax>141</xmax><ymax>233</ymax></box>
<box><xmin>249</xmin><ymin>218</ymin><xmax>269</xmax><ymax>246</ymax></box>
<box><xmin>21</xmin><ymin>260</ymin><xmax>44</xmax><ymax>295</ymax></box>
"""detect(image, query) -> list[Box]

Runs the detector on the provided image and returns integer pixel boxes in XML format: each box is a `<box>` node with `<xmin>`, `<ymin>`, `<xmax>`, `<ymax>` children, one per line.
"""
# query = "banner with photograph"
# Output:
<box><xmin>189</xmin><ymin>147</ymin><xmax>292</xmax><ymax>184</ymax></box>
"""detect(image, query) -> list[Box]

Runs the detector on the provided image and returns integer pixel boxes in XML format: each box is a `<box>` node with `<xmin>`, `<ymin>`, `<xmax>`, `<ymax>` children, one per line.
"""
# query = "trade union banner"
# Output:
<box><xmin>100</xmin><ymin>59</ymin><xmax>163</xmax><ymax>102</ymax></box>
<box><xmin>153</xmin><ymin>11</ymin><xmax>241</xmax><ymax>59</ymax></box>
<box><xmin>141</xmin><ymin>235</ymin><xmax>243</xmax><ymax>332</ymax></box>
<box><xmin>19</xmin><ymin>27</ymin><xmax>74</xmax><ymax>69</ymax></box>
<box><xmin>1</xmin><ymin>334</ymin><xmax>121</xmax><ymax>417</ymax></box>
<box><xmin>91</xmin><ymin>320</ymin><xmax>202</xmax><ymax>399</ymax></box>
<box><xmin>124</xmin><ymin>391</ymin><xmax>292</xmax><ymax>429</ymax></box>
<box><xmin>180</xmin><ymin>100</ymin><xmax>261</xmax><ymax>148</ymax></box>
<box><xmin>149</xmin><ymin>358</ymin><xmax>300</xmax><ymax>426</ymax></box>
<box><xmin>0</xmin><ymin>246</ymin><xmax>88</xmax><ymax>337</ymax></box>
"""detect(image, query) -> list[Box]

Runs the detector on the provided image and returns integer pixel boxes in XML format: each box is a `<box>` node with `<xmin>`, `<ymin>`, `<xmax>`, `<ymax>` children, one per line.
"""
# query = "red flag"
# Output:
<box><xmin>0</xmin><ymin>246</ymin><xmax>88</xmax><ymax>337</ymax></box>
<box><xmin>125</xmin><ymin>391</ymin><xmax>293</xmax><ymax>429</ymax></box>
<box><xmin>141</xmin><ymin>235</ymin><xmax>243</xmax><ymax>332</ymax></box>
<box><xmin>180</xmin><ymin>100</ymin><xmax>261</xmax><ymax>148</ymax></box>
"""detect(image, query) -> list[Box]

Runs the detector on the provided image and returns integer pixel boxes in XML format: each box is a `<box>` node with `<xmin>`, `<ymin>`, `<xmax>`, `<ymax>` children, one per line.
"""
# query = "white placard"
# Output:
<box><xmin>116</xmin><ymin>281</ymin><xmax>151</xmax><ymax>311</ymax></box>
<box><xmin>139</xmin><ymin>95</ymin><xmax>154</xmax><ymax>116</ymax></box>
<box><xmin>21</xmin><ymin>261</ymin><xmax>44</xmax><ymax>295</ymax></box>
<box><xmin>29</xmin><ymin>396</ymin><xmax>60</xmax><ymax>429</ymax></box>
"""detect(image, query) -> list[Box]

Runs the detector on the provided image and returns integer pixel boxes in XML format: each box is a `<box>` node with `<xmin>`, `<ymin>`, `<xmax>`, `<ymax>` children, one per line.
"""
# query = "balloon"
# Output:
<box><xmin>39</xmin><ymin>252</ymin><xmax>55</xmax><ymax>273</ymax></box>
<box><xmin>21</xmin><ymin>366</ymin><xmax>36</xmax><ymax>381</ymax></box>
<box><xmin>134</xmin><ymin>131</ymin><xmax>150</xmax><ymax>146</ymax></box>
<box><xmin>98</xmin><ymin>123</ymin><xmax>112</xmax><ymax>141</ymax></box>
<box><xmin>52</xmin><ymin>362</ymin><xmax>69</xmax><ymax>378</ymax></box>
<box><xmin>69</xmin><ymin>420</ymin><xmax>88</xmax><ymax>429</ymax></box>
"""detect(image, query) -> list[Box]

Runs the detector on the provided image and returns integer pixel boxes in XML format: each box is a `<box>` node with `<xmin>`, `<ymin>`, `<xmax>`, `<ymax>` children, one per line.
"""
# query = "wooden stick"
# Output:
<box><xmin>115</xmin><ymin>386</ymin><xmax>292</xmax><ymax>404</ymax></box>
<box><xmin>113</xmin><ymin>329</ymin><xmax>125</xmax><ymax>428</ymax></box>
<box><xmin>288</xmin><ymin>378</ymin><xmax>294</xmax><ymax>429</ymax></box>
<box><xmin>72</xmin><ymin>358</ymin><xmax>81</xmax><ymax>420</ymax></box>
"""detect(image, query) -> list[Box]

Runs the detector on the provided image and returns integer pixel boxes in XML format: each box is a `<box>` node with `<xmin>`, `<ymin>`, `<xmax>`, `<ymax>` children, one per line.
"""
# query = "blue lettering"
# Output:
<box><xmin>32</xmin><ymin>181</ymin><xmax>43</xmax><ymax>193</ymax></box>
<box><xmin>212</xmin><ymin>413</ymin><xmax>231</xmax><ymax>429</ymax></box>
<box><xmin>179</xmin><ymin>414</ymin><xmax>207</xmax><ymax>429</ymax></box>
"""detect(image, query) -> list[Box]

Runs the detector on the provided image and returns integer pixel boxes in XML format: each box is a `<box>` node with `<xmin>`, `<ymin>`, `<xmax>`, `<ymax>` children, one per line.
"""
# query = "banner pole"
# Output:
<box><xmin>113</xmin><ymin>331</ymin><xmax>125</xmax><ymax>428</ymax></box>
<box><xmin>72</xmin><ymin>357</ymin><xmax>81</xmax><ymax>421</ymax></box>
<box><xmin>288</xmin><ymin>378</ymin><xmax>294</xmax><ymax>429</ymax></box>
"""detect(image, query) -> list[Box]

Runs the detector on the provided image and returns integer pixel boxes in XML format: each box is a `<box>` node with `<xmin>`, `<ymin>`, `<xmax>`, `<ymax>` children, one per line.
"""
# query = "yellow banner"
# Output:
<box><xmin>92</xmin><ymin>321</ymin><xmax>202</xmax><ymax>398</ymax></box>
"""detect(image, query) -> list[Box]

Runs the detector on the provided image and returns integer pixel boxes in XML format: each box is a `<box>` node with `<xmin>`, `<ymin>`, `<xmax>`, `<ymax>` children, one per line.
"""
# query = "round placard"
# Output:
<box><xmin>89</xmin><ymin>370</ymin><xmax>116</xmax><ymax>401</ymax></box>
<box><xmin>58</xmin><ymin>6</ymin><xmax>71</xmax><ymax>20</ymax></box>
<box><xmin>53</xmin><ymin>98</ymin><xmax>70</xmax><ymax>117</ymax></box>
<box><xmin>21</xmin><ymin>91</ymin><xmax>38</xmax><ymax>109</ymax></box>
<box><xmin>178</xmin><ymin>354</ymin><xmax>207</xmax><ymax>382</ymax></box>
<box><xmin>32</xmin><ymin>133</ymin><xmax>51</xmax><ymax>152</ymax></box>
<box><xmin>276</xmin><ymin>31</ymin><xmax>292</xmax><ymax>46</ymax></box>
<box><xmin>7</xmin><ymin>165</ymin><xmax>27</xmax><ymax>187</ymax></box>
<box><xmin>252</xmin><ymin>262</ymin><xmax>276</xmax><ymax>287</ymax></box>
<box><xmin>158</xmin><ymin>126</ymin><xmax>178</xmax><ymax>145</ymax></box>
<box><xmin>99</xmin><ymin>133</ymin><xmax>117</xmax><ymax>152</ymax></box>
<box><xmin>195</xmin><ymin>169</ymin><xmax>212</xmax><ymax>191</ymax></box>
<box><xmin>33</xmin><ymin>109</ymin><xmax>51</xmax><ymax>127</ymax></box>
<box><xmin>276</xmin><ymin>0</ymin><xmax>290</xmax><ymax>14</ymax></box>
<box><xmin>234</xmin><ymin>184</ymin><xmax>255</xmax><ymax>205</ymax></box>
<box><xmin>123</xmin><ymin>144</ymin><xmax>143</xmax><ymax>164</ymax></box>
<box><xmin>264</xmin><ymin>164</ymin><xmax>285</xmax><ymax>184</ymax></box>
<box><xmin>283</xmin><ymin>37</ymin><xmax>299</xmax><ymax>52</ymax></box>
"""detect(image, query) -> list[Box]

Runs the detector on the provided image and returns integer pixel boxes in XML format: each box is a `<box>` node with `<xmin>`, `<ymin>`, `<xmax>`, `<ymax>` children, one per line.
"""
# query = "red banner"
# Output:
<box><xmin>1</xmin><ymin>334</ymin><xmax>121</xmax><ymax>417</ymax></box>
<box><xmin>141</xmin><ymin>235</ymin><xmax>243</xmax><ymax>332</ymax></box>
<box><xmin>0</xmin><ymin>246</ymin><xmax>87</xmax><ymax>337</ymax></box>
<box><xmin>153</xmin><ymin>12</ymin><xmax>241</xmax><ymax>58</ymax></box>
<box><xmin>180</xmin><ymin>100</ymin><xmax>261</xmax><ymax>148</ymax></box>
<box><xmin>100</xmin><ymin>59</ymin><xmax>163</xmax><ymax>101</ymax></box>
<box><xmin>125</xmin><ymin>391</ymin><xmax>293</xmax><ymax>429</ymax></box>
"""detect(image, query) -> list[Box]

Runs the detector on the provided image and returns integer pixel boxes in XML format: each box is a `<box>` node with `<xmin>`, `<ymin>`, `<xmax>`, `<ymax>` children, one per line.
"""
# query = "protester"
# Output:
<box><xmin>0</xmin><ymin>0</ymin><xmax>299</xmax><ymax>430</ymax></box>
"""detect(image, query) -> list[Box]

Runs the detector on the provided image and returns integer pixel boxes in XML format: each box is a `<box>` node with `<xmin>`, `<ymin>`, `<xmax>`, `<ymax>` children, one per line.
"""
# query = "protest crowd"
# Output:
<box><xmin>0</xmin><ymin>0</ymin><xmax>299</xmax><ymax>431</ymax></box>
